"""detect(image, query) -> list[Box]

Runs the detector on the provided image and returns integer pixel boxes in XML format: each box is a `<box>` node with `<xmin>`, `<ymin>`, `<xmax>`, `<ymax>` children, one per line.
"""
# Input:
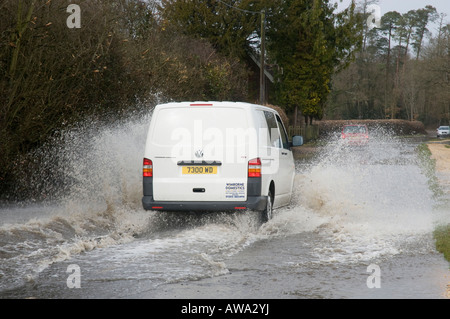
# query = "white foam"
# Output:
<box><xmin>269</xmin><ymin>133</ymin><xmax>445</xmax><ymax>264</ymax></box>
<box><xmin>2</xmin><ymin>115</ymin><xmax>448</xmax><ymax>291</ymax></box>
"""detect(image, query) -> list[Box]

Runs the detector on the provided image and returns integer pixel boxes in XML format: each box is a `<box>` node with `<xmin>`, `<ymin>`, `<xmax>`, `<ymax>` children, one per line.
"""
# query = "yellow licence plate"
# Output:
<box><xmin>182</xmin><ymin>166</ymin><xmax>217</xmax><ymax>174</ymax></box>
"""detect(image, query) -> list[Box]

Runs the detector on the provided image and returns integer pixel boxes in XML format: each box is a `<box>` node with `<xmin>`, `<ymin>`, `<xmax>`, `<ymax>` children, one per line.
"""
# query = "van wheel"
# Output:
<box><xmin>261</xmin><ymin>190</ymin><xmax>273</xmax><ymax>223</ymax></box>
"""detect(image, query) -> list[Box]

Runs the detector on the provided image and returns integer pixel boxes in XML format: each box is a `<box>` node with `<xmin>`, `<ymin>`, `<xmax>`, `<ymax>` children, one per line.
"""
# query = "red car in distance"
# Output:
<box><xmin>341</xmin><ymin>124</ymin><xmax>369</xmax><ymax>145</ymax></box>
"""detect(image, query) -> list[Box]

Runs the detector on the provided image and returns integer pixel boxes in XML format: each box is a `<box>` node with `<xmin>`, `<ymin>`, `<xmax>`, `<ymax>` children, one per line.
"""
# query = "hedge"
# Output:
<box><xmin>317</xmin><ymin>119</ymin><xmax>427</xmax><ymax>137</ymax></box>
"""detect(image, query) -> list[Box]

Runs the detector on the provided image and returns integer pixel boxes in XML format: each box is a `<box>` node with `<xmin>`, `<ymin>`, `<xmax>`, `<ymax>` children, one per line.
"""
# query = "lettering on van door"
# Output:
<box><xmin>225</xmin><ymin>183</ymin><xmax>245</xmax><ymax>199</ymax></box>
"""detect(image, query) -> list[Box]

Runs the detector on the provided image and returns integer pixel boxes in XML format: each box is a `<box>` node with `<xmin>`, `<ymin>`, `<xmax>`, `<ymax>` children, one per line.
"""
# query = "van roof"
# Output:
<box><xmin>155</xmin><ymin>101</ymin><xmax>276</xmax><ymax>112</ymax></box>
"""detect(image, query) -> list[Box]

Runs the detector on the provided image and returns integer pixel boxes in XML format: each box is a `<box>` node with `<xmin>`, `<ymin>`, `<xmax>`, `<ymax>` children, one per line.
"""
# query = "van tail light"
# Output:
<box><xmin>248</xmin><ymin>158</ymin><xmax>261</xmax><ymax>178</ymax></box>
<box><xmin>143</xmin><ymin>158</ymin><xmax>153</xmax><ymax>177</ymax></box>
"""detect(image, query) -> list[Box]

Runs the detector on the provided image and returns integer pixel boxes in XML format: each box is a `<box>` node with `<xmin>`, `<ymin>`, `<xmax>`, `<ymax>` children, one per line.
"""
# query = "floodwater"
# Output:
<box><xmin>0</xmin><ymin>115</ymin><xmax>449</xmax><ymax>299</ymax></box>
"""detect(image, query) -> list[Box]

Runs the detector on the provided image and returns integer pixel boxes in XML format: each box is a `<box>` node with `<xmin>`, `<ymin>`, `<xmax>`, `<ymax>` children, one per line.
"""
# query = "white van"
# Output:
<box><xmin>142</xmin><ymin>101</ymin><xmax>303</xmax><ymax>222</ymax></box>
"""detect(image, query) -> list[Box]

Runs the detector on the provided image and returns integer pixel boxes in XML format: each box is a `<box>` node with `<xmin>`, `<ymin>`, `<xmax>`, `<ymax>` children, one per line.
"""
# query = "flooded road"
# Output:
<box><xmin>0</xmin><ymin>116</ymin><xmax>449</xmax><ymax>299</ymax></box>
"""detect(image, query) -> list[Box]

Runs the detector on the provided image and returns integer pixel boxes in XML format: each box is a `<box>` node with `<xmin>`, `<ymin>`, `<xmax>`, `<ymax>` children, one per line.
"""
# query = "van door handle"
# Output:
<box><xmin>281</xmin><ymin>152</ymin><xmax>288</xmax><ymax>155</ymax></box>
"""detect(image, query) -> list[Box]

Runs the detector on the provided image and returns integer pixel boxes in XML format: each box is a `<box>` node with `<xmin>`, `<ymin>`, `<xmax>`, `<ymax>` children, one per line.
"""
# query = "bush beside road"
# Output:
<box><xmin>427</xmin><ymin>142</ymin><xmax>450</xmax><ymax>263</ymax></box>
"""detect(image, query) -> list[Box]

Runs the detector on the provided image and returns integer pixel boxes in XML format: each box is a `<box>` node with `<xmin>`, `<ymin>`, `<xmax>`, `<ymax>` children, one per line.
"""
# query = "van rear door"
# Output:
<box><xmin>147</xmin><ymin>106</ymin><xmax>253</xmax><ymax>202</ymax></box>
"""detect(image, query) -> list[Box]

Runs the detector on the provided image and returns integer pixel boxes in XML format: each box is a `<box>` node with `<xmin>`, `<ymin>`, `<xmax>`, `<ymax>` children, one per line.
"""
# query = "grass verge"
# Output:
<box><xmin>434</xmin><ymin>225</ymin><xmax>450</xmax><ymax>262</ymax></box>
<box><xmin>416</xmin><ymin>143</ymin><xmax>450</xmax><ymax>263</ymax></box>
<box><xmin>416</xmin><ymin>144</ymin><xmax>443</xmax><ymax>199</ymax></box>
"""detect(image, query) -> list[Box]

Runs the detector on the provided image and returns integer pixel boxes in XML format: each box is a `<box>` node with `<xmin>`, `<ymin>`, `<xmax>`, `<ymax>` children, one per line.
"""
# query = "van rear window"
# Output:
<box><xmin>152</xmin><ymin>107</ymin><xmax>248</xmax><ymax>146</ymax></box>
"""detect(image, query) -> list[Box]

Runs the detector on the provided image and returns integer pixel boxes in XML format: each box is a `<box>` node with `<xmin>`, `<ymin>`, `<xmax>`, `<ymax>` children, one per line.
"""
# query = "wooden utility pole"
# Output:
<box><xmin>259</xmin><ymin>10</ymin><xmax>265</xmax><ymax>105</ymax></box>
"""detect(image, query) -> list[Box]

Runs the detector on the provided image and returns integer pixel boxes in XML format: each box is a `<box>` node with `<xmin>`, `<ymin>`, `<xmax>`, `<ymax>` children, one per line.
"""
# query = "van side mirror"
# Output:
<box><xmin>292</xmin><ymin>135</ymin><xmax>303</xmax><ymax>147</ymax></box>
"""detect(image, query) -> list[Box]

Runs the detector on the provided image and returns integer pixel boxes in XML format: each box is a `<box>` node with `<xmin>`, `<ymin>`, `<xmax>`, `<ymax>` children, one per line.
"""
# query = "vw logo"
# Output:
<box><xmin>195</xmin><ymin>149</ymin><xmax>204</xmax><ymax>158</ymax></box>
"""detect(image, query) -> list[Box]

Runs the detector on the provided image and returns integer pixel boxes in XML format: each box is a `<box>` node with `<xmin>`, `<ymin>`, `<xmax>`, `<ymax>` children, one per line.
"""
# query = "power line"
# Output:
<box><xmin>216</xmin><ymin>0</ymin><xmax>261</xmax><ymax>15</ymax></box>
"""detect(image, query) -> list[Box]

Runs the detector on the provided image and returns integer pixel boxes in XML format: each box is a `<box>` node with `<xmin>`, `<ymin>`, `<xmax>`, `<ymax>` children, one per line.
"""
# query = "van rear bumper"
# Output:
<box><xmin>142</xmin><ymin>195</ymin><xmax>267</xmax><ymax>212</ymax></box>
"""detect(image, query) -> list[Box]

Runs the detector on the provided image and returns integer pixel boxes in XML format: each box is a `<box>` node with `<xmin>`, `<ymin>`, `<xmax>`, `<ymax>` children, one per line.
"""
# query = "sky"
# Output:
<box><xmin>334</xmin><ymin>0</ymin><xmax>450</xmax><ymax>36</ymax></box>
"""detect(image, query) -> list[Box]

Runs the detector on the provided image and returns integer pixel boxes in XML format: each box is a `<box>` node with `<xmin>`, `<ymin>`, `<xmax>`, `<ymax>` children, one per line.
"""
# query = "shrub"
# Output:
<box><xmin>317</xmin><ymin>119</ymin><xmax>426</xmax><ymax>137</ymax></box>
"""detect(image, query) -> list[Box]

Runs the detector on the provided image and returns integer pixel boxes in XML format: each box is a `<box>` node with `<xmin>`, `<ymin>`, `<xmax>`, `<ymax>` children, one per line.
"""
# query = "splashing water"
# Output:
<box><xmin>288</xmin><ymin>128</ymin><xmax>447</xmax><ymax>264</ymax></box>
<box><xmin>0</xmin><ymin>116</ymin><xmax>448</xmax><ymax>295</ymax></box>
<box><xmin>0</xmin><ymin>111</ymin><xmax>156</xmax><ymax>291</ymax></box>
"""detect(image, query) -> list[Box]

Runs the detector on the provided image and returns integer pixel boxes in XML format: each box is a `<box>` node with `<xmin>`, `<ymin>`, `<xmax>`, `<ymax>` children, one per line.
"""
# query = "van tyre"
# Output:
<box><xmin>261</xmin><ymin>191</ymin><xmax>273</xmax><ymax>223</ymax></box>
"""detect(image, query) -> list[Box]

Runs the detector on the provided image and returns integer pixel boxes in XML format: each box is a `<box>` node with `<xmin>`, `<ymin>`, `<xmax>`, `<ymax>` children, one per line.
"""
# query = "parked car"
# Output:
<box><xmin>341</xmin><ymin>124</ymin><xmax>369</xmax><ymax>145</ymax></box>
<box><xmin>436</xmin><ymin>126</ymin><xmax>450</xmax><ymax>138</ymax></box>
<box><xmin>142</xmin><ymin>101</ymin><xmax>304</xmax><ymax>222</ymax></box>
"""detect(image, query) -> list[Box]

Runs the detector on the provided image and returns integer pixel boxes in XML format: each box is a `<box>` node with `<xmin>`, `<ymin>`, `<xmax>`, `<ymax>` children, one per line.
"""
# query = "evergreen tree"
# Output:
<box><xmin>266</xmin><ymin>0</ymin><xmax>361</xmax><ymax>123</ymax></box>
<box><xmin>160</xmin><ymin>0</ymin><xmax>259</xmax><ymax>59</ymax></box>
